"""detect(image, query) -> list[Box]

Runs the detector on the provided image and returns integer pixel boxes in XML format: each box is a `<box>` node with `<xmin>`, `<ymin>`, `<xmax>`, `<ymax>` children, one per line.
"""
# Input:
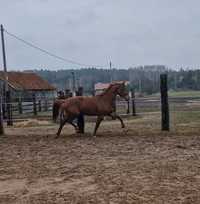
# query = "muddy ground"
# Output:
<box><xmin>0</xmin><ymin>113</ymin><xmax>200</xmax><ymax>203</ymax></box>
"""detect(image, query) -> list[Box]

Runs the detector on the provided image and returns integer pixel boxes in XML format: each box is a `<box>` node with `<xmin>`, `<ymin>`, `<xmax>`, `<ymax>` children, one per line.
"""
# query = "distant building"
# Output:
<box><xmin>94</xmin><ymin>81</ymin><xmax>129</xmax><ymax>95</ymax></box>
<box><xmin>94</xmin><ymin>82</ymin><xmax>110</xmax><ymax>95</ymax></box>
<box><xmin>0</xmin><ymin>71</ymin><xmax>56</xmax><ymax>101</ymax></box>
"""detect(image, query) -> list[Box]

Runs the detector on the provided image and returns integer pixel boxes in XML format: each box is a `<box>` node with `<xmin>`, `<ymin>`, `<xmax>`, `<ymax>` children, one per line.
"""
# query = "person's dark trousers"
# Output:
<box><xmin>77</xmin><ymin>113</ymin><xmax>85</xmax><ymax>133</ymax></box>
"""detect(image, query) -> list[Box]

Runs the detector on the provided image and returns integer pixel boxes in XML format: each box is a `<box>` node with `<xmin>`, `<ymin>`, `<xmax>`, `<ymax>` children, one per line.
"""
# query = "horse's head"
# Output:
<box><xmin>114</xmin><ymin>81</ymin><xmax>129</xmax><ymax>101</ymax></box>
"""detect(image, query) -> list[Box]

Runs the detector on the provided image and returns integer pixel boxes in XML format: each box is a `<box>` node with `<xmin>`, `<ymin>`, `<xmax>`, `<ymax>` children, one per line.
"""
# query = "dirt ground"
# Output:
<box><xmin>0</xmin><ymin>113</ymin><xmax>200</xmax><ymax>204</ymax></box>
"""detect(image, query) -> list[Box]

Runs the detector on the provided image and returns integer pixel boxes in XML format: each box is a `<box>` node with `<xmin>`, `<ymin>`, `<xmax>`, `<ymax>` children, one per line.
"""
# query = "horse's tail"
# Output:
<box><xmin>52</xmin><ymin>101</ymin><xmax>60</xmax><ymax>122</ymax></box>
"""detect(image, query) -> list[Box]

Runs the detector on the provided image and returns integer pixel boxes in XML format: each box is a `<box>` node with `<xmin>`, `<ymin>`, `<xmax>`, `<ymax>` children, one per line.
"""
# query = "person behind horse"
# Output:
<box><xmin>54</xmin><ymin>88</ymin><xmax>85</xmax><ymax>133</ymax></box>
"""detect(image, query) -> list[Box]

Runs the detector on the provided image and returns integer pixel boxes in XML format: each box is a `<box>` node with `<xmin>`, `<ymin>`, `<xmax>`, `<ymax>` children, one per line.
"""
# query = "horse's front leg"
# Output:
<box><xmin>93</xmin><ymin>116</ymin><xmax>104</xmax><ymax>137</ymax></box>
<box><xmin>55</xmin><ymin>118</ymin><xmax>67</xmax><ymax>138</ymax></box>
<box><xmin>109</xmin><ymin>112</ymin><xmax>125</xmax><ymax>128</ymax></box>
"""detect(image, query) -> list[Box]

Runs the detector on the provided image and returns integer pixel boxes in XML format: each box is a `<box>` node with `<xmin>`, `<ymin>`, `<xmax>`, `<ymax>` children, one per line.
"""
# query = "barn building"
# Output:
<box><xmin>94</xmin><ymin>82</ymin><xmax>110</xmax><ymax>95</ymax></box>
<box><xmin>0</xmin><ymin>71</ymin><xmax>56</xmax><ymax>101</ymax></box>
<box><xmin>94</xmin><ymin>81</ymin><xmax>130</xmax><ymax>95</ymax></box>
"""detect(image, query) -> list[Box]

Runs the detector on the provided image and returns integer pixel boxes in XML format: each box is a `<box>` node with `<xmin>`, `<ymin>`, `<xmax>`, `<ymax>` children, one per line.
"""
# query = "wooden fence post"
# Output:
<box><xmin>18</xmin><ymin>97</ymin><xmax>22</xmax><ymax>114</ymax></box>
<box><xmin>44</xmin><ymin>99</ymin><xmax>48</xmax><ymax>112</ymax></box>
<box><xmin>126</xmin><ymin>96</ymin><xmax>130</xmax><ymax>114</ymax></box>
<box><xmin>160</xmin><ymin>74</ymin><xmax>170</xmax><ymax>131</ymax></box>
<box><xmin>33</xmin><ymin>93</ymin><xmax>37</xmax><ymax>116</ymax></box>
<box><xmin>6</xmin><ymin>91</ymin><xmax>13</xmax><ymax>126</ymax></box>
<box><xmin>2</xmin><ymin>92</ymin><xmax>5</xmax><ymax>119</ymax></box>
<box><xmin>131</xmin><ymin>89</ymin><xmax>136</xmax><ymax>116</ymax></box>
<box><xmin>0</xmin><ymin>96</ymin><xmax>4</xmax><ymax>135</ymax></box>
<box><xmin>38</xmin><ymin>100</ymin><xmax>41</xmax><ymax>112</ymax></box>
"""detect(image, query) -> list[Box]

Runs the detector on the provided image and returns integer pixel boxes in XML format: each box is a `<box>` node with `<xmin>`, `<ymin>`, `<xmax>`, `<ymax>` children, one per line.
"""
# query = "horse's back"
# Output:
<box><xmin>61</xmin><ymin>96</ymin><xmax>98</xmax><ymax>115</ymax></box>
<box><xmin>79</xmin><ymin>97</ymin><xmax>99</xmax><ymax>115</ymax></box>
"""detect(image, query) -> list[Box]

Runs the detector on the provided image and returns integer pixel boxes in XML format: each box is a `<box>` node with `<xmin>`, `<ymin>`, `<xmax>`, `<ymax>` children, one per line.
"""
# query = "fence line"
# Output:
<box><xmin>1</xmin><ymin>95</ymin><xmax>200</xmax><ymax>123</ymax></box>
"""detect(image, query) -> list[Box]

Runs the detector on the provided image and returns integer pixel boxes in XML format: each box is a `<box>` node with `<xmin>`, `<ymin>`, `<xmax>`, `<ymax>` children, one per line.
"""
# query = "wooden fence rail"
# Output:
<box><xmin>2</xmin><ymin>97</ymin><xmax>135</xmax><ymax>121</ymax></box>
<box><xmin>1</xmin><ymin>94</ymin><xmax>199</xmax><ymax>124</ymax></box>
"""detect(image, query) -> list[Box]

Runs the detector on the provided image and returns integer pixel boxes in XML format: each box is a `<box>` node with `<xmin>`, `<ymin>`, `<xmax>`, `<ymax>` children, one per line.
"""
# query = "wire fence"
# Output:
<box><xmin>2</xmin><ymin>25</ymin><xmax>200</xmax><ymax>133</ymax></box>
<box><xmin>2</xmin><ymin>98</ymin><xmax>54</xmax><ymax>120</ymax></box>
<box><xmin>2</xmin><ymin>95</ymin><xmax>200</xmax><ymax>124</ymax></box>
<box><xmin>2</xmin><ymin>97</ymin><xmax>132</xmax><ymax>121</ymax></box>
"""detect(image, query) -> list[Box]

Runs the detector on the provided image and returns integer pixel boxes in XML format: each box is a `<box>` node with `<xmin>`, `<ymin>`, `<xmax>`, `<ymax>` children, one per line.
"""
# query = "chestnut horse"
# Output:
<box><xmin>53</xmin><ymin>82</ymin><xmax>129</xmax><ymax>137</ymax></box>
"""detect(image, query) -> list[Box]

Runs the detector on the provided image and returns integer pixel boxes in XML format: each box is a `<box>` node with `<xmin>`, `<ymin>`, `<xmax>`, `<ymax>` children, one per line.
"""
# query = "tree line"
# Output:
<box><xmin>34</xmin><ymin>66</ymin><xmax>200</xmax><ymax>95</ymax></box>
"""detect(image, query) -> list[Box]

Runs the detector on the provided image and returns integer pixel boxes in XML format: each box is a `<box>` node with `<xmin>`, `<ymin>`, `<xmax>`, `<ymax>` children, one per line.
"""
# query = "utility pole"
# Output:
<box><xmin>71</xmin><ymin>71</ymin><xmax>76</xmax><ymax>96</ymax></box>
<box><xmin>174</xmin><ymin>72</ymin><xmax>177</xmax><ymax>90</ymax></box>
<box><xmin>0</xmin><ymin>96</ymin><xmax>4</xmax><ymax>135</ymax></box>
<box><xmin>139</xmin><ymin>78</ymin><xmax>142</xmax><ymax>94</ymax></box>
<box><xmin>0</xmin><ymin>25</ymin><xmax>5</xmax><ymax>134</ymax></box>
<box><xmin>76</xmin><ymin>78</ymin><xmax>80</xmax><ymax>88</ymax></box>
<box><xmin>1</xmin><ymin>24</ymin><xmax>13</xmax><ymax>126</ymax></box>
<box><xmin>110</xmin><ymin>61</ymin><xmax>112</xmax><ymax>82</ymax></box>
<box><xmin>1</xmin><ymin>25</ymin><xmax>8</xmax><ymax>91</ymax></box>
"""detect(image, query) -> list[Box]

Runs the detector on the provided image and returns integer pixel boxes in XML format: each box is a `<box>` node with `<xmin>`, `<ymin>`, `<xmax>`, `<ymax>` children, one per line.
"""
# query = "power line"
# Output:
<box><xmin>4</xmin><ymin>29</ymin><xmax>107</xmax><ymax>68</ymax></box>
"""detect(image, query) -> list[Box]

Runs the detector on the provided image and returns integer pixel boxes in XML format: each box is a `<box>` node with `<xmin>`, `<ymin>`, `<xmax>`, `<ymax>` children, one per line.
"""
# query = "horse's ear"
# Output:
<box><xmin>121</xmin><ymin>81</ymin><xmax>125</xmax><ymax>86</ymax></box>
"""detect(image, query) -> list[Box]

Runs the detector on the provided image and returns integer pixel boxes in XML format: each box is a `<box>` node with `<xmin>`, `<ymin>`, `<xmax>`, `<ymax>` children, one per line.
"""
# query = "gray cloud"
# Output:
<box><xmin>1</xmin><ymin>0</ymin><xmax>200</xmax><ymax>70</ymax></box>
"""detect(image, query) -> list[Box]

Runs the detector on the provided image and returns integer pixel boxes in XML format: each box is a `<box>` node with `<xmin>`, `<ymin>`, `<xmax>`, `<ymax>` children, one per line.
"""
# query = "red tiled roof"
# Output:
<box><xmin>0</xmin><ymin>71</ymin><xmax>56</xmax><ymax>91</ymax></box>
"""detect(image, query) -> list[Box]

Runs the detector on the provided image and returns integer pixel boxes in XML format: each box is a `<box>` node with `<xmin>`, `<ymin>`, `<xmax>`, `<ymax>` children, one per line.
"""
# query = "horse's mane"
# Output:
<box><xmin>97</xmin><ymin>83</ymin><xmax>121</xmax><ymax>96</ymax></box>
<box><xmin>98</xmin><ymin>84</ymin><xmax>113</xmax><ymax>96</ymax></box>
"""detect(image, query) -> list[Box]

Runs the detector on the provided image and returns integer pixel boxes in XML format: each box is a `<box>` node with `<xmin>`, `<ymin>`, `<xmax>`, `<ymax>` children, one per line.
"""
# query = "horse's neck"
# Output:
<box><xmin>99</xmin><ymin>87</ymin><xmax>117</xmax><ymax>104</ymax></box>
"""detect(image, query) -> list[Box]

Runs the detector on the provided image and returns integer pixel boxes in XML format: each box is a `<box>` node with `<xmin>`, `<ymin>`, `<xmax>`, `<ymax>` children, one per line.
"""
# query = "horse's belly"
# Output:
<box><xmin>81</xmin><ymin>106</ymin><xmax>110</xmax><ymax>116</ymax></box>
<box><xmin>80</xmin><ymin>101</ymin><xmax>113</xmax><ymax>116</ymax></box>
<box><xmin>81</xmin><ymin>106</ymin><xmax>98</xmax><ymax>115</ymax></box>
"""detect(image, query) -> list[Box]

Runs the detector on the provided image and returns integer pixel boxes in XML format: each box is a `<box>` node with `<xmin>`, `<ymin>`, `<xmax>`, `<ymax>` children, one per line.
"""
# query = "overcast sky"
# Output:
<box><xmin>1</xmin><ymin>0</ymin><xmax>200</xmax><ymax>70</ymax></box>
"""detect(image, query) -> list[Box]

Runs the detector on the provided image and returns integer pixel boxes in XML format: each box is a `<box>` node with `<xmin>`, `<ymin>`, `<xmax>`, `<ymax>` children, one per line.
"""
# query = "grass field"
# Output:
<box><xmin>153</xmin><ymin>90</ymin><xmax>200</xmax><ymax>98</ymax></box>
<box><xmin>169</xmin><ymin>90</ymin><xmax>200</xmax><ymax>97</ymax></box>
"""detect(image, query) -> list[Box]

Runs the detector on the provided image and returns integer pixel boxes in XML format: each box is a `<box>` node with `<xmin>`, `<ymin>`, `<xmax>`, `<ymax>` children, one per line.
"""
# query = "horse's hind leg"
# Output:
<box><xmin>55</xmin><ymin>118</ymin><xmax>67</xmax><ymax>138</ymax></box>
<box><xmin>68</xmin><ymin>120</ymin><xmax>79</xmax><ymax>133</ymax></box>
<box><xmin>93</xmin><ymin>116</ymin><xmax>104</xmax><ymax>136</ymax></box>
<box><xmin>56</xmin><ymin>116</ymin><xmax>79</xmax><ymax>138</ymax></box>
<box><xmin>109</xmin><ymin>113</ymin><xmax>125</xmax><ymax>128</ymax></box>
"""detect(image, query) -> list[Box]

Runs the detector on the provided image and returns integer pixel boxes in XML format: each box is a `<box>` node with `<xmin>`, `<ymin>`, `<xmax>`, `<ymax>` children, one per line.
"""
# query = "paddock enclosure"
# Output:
<box><xmin>1</xmin><ymin>105</ymin><xmax>200</xmax><ymax>203</ymax></box>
